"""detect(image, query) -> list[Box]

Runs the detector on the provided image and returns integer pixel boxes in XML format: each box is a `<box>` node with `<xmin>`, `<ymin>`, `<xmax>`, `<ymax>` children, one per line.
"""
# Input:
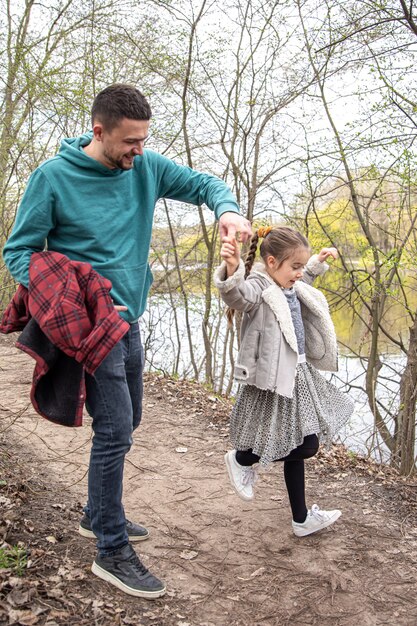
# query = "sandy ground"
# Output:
<box><xmin>1</xmin><ymin>333</ymin><xmax>417</xmax><ymax>626</ymax></box>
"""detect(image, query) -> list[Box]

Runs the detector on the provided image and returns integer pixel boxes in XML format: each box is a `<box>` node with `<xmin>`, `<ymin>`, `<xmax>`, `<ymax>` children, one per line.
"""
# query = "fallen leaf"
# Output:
<box><xmin>47</xmin><ymin>588</ymin><xmax>65</xmax><ymax>600</ymax></box>
<box><xmin>250</xmin><ymin>566</ymin><xmax>265</xmax><ymax>577</ymax></box>
<box><xmin>7</xmin><ymin>587</ymin><xmax>36</xmax><ymax>607</ymax></box>
<box><xmin>8</xmin><ymin>607</ymin><xmax>45</xmax><ymax>625</ymax></box>
<box><xmin>179</xmin><ymin>550</ymin><xmax>198</xmax><ymax>560</ymax></box>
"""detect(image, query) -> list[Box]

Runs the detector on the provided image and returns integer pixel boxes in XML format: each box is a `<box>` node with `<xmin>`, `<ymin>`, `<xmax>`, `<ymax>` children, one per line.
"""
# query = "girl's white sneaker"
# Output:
<box><xmin>292</xmin><ymin>504</ymin><xmax>341</xmax><ymax>537</ymax></box>
<box><xmin>224</xmin><ymin>450</ymin><xmax>258</xmax><ymax>501</ymax></box>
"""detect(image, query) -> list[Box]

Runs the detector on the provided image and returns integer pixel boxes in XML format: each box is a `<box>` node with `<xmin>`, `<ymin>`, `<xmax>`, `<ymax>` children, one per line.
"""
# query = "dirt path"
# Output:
<box><xmin>1</xmin><ymin>334</ymin><xmax>417</xmax><ymax>626</ymax></box>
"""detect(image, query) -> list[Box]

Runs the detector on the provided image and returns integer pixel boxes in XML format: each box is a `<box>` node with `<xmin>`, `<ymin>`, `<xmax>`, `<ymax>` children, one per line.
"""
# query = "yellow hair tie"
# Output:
<box><xmin>257</xmin><ymin>226</ymin><xmax>272</xmax><ymax>238</ymax></box>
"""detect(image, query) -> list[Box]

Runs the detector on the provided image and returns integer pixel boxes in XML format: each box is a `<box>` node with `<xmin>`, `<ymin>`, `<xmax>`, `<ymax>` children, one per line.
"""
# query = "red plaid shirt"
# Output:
<box><xmin>1</xmin><ymin>251</ymin><xmax>130</xmax><ymax>426</ymax></box>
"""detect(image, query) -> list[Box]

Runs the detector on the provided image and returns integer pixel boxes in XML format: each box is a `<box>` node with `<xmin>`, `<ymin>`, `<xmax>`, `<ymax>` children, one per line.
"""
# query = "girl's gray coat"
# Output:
<box><xmin>214</xmin><ymin>255</ymin><xmax>338</xmax><ymax>398</ymax></box>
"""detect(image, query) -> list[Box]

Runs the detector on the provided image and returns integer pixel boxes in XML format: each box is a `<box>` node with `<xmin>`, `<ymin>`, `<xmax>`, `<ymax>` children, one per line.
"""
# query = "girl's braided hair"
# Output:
<box><xmin>226</xmin><ymin>225</ymin><xmax>310</xmax><ymax>326</ymax></box>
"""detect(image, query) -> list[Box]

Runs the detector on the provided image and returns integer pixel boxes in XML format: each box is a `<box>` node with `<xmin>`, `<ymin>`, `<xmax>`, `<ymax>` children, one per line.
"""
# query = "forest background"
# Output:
<box><xmin>1</xmin><ymin>0</ymin><xmax>417</xmax><ymax>476</ymax></box>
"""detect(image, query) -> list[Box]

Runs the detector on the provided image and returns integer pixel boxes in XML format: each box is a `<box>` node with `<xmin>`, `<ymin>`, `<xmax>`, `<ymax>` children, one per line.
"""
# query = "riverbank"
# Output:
<box><xmin>1</xmin><ymin>334</ymin><xmax>416</xmax><ymax>626</ymax></box>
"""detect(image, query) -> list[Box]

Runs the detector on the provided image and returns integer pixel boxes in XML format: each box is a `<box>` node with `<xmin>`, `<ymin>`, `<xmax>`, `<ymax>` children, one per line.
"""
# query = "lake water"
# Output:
<box><xmin>141</xmin><ymin>295</ymin><xmax>410</xmax><ymax>464</ymax></box>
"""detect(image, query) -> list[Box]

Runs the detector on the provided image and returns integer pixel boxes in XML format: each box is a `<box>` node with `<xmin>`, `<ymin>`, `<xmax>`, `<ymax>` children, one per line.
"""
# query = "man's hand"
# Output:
<box><xmin>221</xmin><ymin>236</ymin><xmax>241</xmax><ymax>276</ymax></box>
<box><xmin>317</xmin><ymin>247</ymin><xmax>338</xmax><ymax>263</ymax></box>
<box><xmin>113</xmin><ymin>304</ymin><xmax>128</xmax><ymax>312</ymax></box>
<box><xmin>219</xmin><ymin>212</ymin><xmax>252</xmax><ymax>243</ymax></box>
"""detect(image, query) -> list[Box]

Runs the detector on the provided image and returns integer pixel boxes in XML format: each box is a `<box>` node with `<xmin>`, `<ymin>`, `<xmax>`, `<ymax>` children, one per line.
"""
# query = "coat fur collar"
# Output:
<box><xmin>252</xmin><ymin>262</ymin><xmax>336</xmax><ymax>355</ymax></box>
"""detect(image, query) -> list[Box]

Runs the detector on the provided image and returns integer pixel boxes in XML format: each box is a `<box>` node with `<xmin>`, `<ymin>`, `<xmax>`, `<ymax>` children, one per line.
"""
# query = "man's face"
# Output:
<box><xmin>96</xmin><ymin>118</ymin><xmax>150</xmax><ymax>170</ymax></box>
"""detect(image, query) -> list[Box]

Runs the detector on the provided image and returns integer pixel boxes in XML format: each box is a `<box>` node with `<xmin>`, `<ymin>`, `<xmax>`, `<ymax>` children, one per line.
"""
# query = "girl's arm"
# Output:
<box><xmin>220</xmin><ymin>235</ymin><xmax>241</xmax><ymax>277</ymax></box>
<box><xmin>214</xmin><ymin>237</ymin><xmax>262</xmax><ymax>312</ymax></box>
<box><xmin>317</xmin><ymin>247</ymin><xmax>338</xmax><ymax>263</ymax></box>
<box><xmin>302</xmin><ymin>247</ymin><xmax>338</xmax><ymax>286</ymax></box>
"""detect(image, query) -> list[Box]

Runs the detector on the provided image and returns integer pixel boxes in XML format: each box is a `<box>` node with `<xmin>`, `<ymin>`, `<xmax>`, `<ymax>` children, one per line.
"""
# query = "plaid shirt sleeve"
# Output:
<box><xmin>28</xmin><ymin>252</ymin><xmax>130</xmax><ymax>374</ymax></box>
<box><xmin>0</xmin><ymin>285</ymin><xmax>30</xmax><ymax>332</ymax></box>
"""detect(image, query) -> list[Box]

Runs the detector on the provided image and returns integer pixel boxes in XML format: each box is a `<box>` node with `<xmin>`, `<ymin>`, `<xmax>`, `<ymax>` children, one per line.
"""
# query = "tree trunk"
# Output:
<box><xmin>393</xmin><ymin>315</ymin><xmax>417</xmax><ymax>475</ymax></box>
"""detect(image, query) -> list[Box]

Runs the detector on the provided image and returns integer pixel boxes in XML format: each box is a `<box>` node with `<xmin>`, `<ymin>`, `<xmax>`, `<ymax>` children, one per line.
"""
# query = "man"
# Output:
<box><xmin>3</xmin><ymin>83</ymin><xmax>251</xmax><ymax>599</ymax></box>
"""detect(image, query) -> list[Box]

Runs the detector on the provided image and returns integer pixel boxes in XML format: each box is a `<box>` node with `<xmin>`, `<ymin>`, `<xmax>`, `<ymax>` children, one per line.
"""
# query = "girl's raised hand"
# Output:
<box><xmin>317</xmin><ymin>247</ymin><xmax>338</xmax><ymax>263</ymax></box>
<box><xmin>221</xmin><ymin>235</ymin><xmax>241</xmax><ymax>275</ymax></box>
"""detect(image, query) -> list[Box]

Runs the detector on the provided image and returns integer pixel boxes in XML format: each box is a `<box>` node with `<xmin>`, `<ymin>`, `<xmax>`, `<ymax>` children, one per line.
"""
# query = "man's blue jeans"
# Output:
<box><xmin>84</xmin><ymin>322</ymin><xmax>143</xmax><ymax>557</ymax></box>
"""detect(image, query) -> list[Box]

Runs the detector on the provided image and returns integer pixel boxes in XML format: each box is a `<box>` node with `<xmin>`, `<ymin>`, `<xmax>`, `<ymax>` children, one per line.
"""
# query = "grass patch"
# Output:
<box><xmin>0</xmin><ymin>545</ymin><xmax>28</xmax><ymax>576</ymax></box>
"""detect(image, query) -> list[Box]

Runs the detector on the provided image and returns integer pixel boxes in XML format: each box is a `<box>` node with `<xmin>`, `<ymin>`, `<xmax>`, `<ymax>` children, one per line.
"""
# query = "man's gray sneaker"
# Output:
<box><xmin>92</xmin><ymin>543</ymin><xmax>166</xmax><ymax>599</ymax></box>
<box><xmin>79</xmin><ymin>513</ymin><xmax>150</xmax><ymax>542</ymax></box>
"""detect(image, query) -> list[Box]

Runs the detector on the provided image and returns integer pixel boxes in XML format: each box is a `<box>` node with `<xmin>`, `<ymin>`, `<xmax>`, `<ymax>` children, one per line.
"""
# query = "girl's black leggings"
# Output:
<box><xmin>235</xmin><ymin>434</ymin><xmax>319</xmax><ymax>523</ymax></box>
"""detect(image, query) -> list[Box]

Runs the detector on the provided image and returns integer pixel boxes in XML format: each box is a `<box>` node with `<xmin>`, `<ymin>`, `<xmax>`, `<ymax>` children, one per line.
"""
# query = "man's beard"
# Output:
<box><xmin>103</xmin><ymin>149</ymin><xmax>133</xmax><ymax>170</ymax></box>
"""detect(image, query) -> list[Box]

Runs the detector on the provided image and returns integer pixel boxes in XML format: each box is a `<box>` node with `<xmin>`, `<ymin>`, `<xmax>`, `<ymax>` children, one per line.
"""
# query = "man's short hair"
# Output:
<box><xmin>91</xmin><ymin>83</ymin><xmax>152</xmax><ymax>130</ymax></box>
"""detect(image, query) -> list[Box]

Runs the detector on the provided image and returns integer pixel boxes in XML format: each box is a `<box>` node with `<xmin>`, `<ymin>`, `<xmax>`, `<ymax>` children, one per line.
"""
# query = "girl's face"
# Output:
<box><xmin>265</xmin><ymin>246</ymin><xmax>310</xmax><ymax>289</ymax></box>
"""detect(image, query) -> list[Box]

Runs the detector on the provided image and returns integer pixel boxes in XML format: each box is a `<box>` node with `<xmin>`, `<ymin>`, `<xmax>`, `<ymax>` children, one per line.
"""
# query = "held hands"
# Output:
<box><xmin>317</xmin><ymin>247</ymin><xmax>338</xmax><ymax>263</ymax></box>
<box><xmin>221</xmin><ymin>236</ymin><xmax>241</xmax><ymax>276</ymax></box>
<box><xmin>218</xmin><ymin>212</ymin><xmax>252</xmax><ymax>243</ymax></box>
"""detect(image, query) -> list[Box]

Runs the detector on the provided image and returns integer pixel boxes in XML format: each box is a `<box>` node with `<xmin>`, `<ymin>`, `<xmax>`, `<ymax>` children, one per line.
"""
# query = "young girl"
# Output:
<box><xmin>214</xmin><ymin>225</ymin><xmax>354</xmax><ymax>537</ymax></box>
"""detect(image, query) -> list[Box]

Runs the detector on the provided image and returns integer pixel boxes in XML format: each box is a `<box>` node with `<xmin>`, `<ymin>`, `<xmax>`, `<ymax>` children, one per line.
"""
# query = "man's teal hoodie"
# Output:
<box><xmin>3</xmin><ymin>132</ymin><xmax>240</xmax><ymax>322</ymax></box>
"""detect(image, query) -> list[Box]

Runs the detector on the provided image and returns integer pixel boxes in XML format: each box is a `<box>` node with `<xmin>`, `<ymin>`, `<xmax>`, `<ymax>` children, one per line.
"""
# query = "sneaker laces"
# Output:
<box><xmin>310</xmin><ymin>504</ymin><xmax>329</xmax><ymax>522</ymax></box>
<box><xmin>241</xmin><ymin>465</ymin><xmax>258</xmax><ymax>487</ymax></box>
<box><xmin>127</xmin><ymin>552</ymin><xmax>150</xmax><ymax>577</ymax></box>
